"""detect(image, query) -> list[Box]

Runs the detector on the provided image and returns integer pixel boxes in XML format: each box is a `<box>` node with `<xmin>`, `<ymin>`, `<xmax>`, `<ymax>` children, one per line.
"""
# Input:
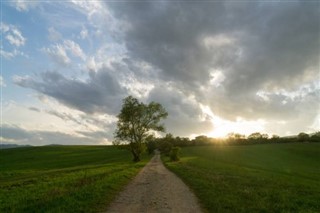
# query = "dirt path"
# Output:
<box><xmin>105</xmin><ymin>152</ymin><xmax>203</xmax><ymax>213</ymax></box>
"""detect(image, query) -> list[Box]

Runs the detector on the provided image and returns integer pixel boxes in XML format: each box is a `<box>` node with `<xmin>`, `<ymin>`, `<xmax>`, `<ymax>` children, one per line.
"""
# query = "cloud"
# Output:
<box><xmin>79</xmin><ymin>26</ymin><xmax>88</xmax><ymax>39</ymax></box>
<box><xmin>46</xmin><ymin>110</ymin><xmax>85</xmax><ymax>127</ymax></box>
<box><xmin>0</xmin><ymin>49</ymin><xmax>26</xmax><ymax>59</ymax></box>
<box><xmin>28</xmin><ymin>107</ymin><xmax>41</xmax><ymax>112</ymax></box>
<box><xmin>147</xmin><ymin>85</ymin><xmax>213</xmax><ymax>136</ymax></box>
<box><xmin>43</xmin><ymin>44</ymin><xmax>70</xmax><ymax>65</ymax></box>
<box><xmin>43</xmin><ymin>39</ymin><xmax>86</xmax><ymax>65</ymax></box>
<box><xmin>8</xmin><ymin>1</ymin><xmax>320</xmax><ymax>142</ymax></box>
<box><xmin>1</xmin><ymin>22</ymin><xmax>26</xmax><ymax>47</ymax></box>
<box><xmin>1</xmin><ymin>124</ymin><xmax>31</xmax><ymax>141</ymax></box>
<box><xmin>76</xmin><ymin>130</ymin><xmax>110</xmax><ymax>141</ymax></box>
<box><xmin>1</xmin><ymin>22</ymin><xmax>27</xmax><ymax>59</ymax></box>
<box><xmin>5</xmin><ymin>29</ymin><xmax>26</xmax><ymax>47</ymax></box>
<box><xmin>63</xmin><ymin>40</ymin><xmax>86</xmax><ymax>60</ymax></box>
<box><xmin>13</xmin><ymin>65</ymin><xmax>127</xmax><ymax>114</ymax></box>
<box><xmin>8</xmin><ymin>0</ymin><xmax>39</xmax><ymax>11</ymax></box>
<box><xmin>0</xmin><ymin>124</ymin><xmax>103</xmax><ymax>146</ymax></box>
<box><xmin>48</xmin><ymin>27</ymin><xmax>62</xmax><ymax>41</ymax></box>
<box><xmin>107</xmin><ymin>1</ymin><xmax>319</xmax><ymax>130</ymax></box>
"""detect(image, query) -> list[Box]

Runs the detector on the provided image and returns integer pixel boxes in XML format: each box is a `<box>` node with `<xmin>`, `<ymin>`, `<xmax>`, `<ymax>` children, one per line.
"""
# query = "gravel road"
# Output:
<box><xmin>105</xmin><ymin>152</ymin><xmax>203</xmax><ymax>213</ymax></box>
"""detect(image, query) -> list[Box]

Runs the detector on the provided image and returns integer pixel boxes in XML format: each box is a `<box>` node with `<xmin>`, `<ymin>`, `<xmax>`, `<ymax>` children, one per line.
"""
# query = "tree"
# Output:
<box><xmin>297</xmin><ymin>132</ymin><xmax>309</xmax><ymax>142</ymax></box>
<box><xmin>227</xmin><ymin>132</ymin><xmax>245</xmax><ymax>139</ymax></box>
<box><xmin>145</xmin><ymin>135</ymin><xmax>157</xmax><ymax>154</ymax></box>
<box><xmin>114</xmin><ymin>96</ymin><xmax>168</xmax><ymax>162</ymax></box>
<box><xmin>270</xmin><ymin>134</ymin><xmax>280</xmax><ymax>142</ymax></box>
<box><xmin>248</xmin><ymin>132</ymin><xmax>263</xmax><ymax>140</ymax></box>
<box><xmin>158</xmin><ymin>134</ymin><xmax>175</xmax><ymax>155</ymax></box>
<box><xmin>310</xmin><ymin>132</ymin><xmax>320</xmax><ymax>142</ymax></box>
<box><xmin>271</xmin><ymin>134</ymin><xmax>280</xmax><ymax>139</ymax></box>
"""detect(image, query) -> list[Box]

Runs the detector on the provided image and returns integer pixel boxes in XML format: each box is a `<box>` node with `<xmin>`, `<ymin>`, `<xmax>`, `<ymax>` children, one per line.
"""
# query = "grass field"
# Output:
<box><xmin>164</xmin><ymin>143</ymin><xmax>320</xmax><ymax>212</ymax></box>
<box><xmin>0</xmin><ymin>145</ymin><xmax>150</xmax><ymax>213</ymax></box>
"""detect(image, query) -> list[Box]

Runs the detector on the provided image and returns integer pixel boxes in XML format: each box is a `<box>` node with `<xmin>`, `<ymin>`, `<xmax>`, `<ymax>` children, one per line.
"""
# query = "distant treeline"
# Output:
<box><xmin>145</xmin><ymin>131</ymin><xmax>320</xmax><ymax>155</ymax></box>
<box><xmin>0</xmin><ymin>144</ymin><xmax>32</xmax><ymax>149</ymax></box>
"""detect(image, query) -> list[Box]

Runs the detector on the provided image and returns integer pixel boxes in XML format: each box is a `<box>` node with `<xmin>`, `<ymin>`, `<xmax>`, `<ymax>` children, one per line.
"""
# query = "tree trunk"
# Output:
<box><xmin>133</xmin><ymin>154</ymin><xmax>140</xmax><ymax>162</ymax></box>
<box><xmin>130</xmin><ymin>145</ymin><xmax>141</xmax><ymax>162</ymax></box>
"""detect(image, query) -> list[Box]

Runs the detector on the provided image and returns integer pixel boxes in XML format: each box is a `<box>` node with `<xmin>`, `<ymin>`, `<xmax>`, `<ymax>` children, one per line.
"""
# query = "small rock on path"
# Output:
<box><xmin>105</xmin><ymin>152</ymin><xmax>203</xmax><ymax>213</ymax></box>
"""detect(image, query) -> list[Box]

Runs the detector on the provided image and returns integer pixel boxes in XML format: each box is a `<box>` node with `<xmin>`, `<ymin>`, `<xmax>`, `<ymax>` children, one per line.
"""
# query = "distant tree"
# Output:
<box><xmin>261</xmin><ymin>133</ymin><xmax>269</xmax><ymax>139</ymax></box>
<box><xmin>158</xmin><ymin>134</ymin><xmax>174</xmax><ymax>155</ymax></box>
<box><xmin>297</xmin><ymin>132</ymin><xmax>309</xmax><ymax>142</ymax></box>
<box><xmin>310</xmin><ymin>132</ymin><xmax>320</xmax><ymax>142</ymax></box>
<box><xmin>248</xmin><ymin>132</ymin><xmax>263</xmax><ymax>140</ymax></box>
<box><xmin>114</xmin><ymin>96</ymin><xmax>168</xmax><ymax>162</ymax></box>
<box><xmin>226</xmin><ymin>132</ymin><xmax>246</xmax><ymax>144</ymax></box>
<box><xmin>145</xmin><ymin>135</ymin><xmax>157</xmax><ymax>154</ymax></box>
<box><xmin>270</xmin><ymin>134</ymin><xmax>280</xmax><ymax>142</ymax></box>
<box><xmin>194</xmin><ymin>135</ymin><xmax>210</xmax><ymax>145</ymax></box>
<box><xmin>271</xmin><ymin>134</ymin><xmax>280</xmax><ymax>139</ymax></box>
<box><xmin>227</xmin><ymin>132</ymin><xmax>245</xmax><ymax>140</ymax></box>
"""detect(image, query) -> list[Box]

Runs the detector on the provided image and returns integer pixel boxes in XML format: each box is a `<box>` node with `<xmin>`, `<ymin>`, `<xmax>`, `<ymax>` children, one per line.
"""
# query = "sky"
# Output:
<box><xmin>1</xmin><ymin>0</ymin><xmax>319</xmax><ymax>146</ymax></box>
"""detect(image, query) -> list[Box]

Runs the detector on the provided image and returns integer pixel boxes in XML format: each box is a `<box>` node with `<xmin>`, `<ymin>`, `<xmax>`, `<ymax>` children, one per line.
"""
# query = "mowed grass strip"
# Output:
<box><xmin>164</xmin><ymin>143</ymin><xmax>320</xmax><ymax>212</ymax></box>
<box><xmin>0</xmin><ymin>146</ymin><xmax>150</xmax><ymax>213</ymax></box>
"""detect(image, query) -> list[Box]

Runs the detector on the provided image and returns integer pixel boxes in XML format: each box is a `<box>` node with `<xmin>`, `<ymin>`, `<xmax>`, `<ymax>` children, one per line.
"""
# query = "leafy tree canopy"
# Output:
<box><xmin>114</xmin><ymin>96</ymin><xmax>168</xmax><ymax>161</ymax></box>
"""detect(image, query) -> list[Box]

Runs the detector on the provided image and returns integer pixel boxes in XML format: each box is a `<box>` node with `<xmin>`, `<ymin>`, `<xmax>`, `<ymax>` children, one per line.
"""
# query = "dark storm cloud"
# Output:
<box><xmin>14</xmin><ymin>65</ymin><xmax>127</xmax><ymax>114</ymax></box>
<box><xmin>109</xmin><ymin>1</ymin><xmax>228</xmax><ymax>84</ymax></box>
<box><xmin>222</xmin><ymin>2</ymin><xmax>319</xmax><ymax>93</ymax></box>
<box><xmin>108</xmin><ymin>1</ymin><xmax>319</xmax><ymax>122</ymax></box>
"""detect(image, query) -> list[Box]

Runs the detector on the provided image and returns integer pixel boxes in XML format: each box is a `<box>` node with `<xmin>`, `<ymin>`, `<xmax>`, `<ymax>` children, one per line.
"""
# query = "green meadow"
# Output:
<box><xmin>2</xmin><ymin>143</ymin><xmax>319</xmax><ymax>213</ymax></box>
<box><xmin>0</xmin><ymin>146</ymin><xmax>149</xmax><ymax>213</ymax></box>
<box><xmin>164</xmin><ymin>143</ymin><xmax>320</xmax><ymax>212</ymax></box>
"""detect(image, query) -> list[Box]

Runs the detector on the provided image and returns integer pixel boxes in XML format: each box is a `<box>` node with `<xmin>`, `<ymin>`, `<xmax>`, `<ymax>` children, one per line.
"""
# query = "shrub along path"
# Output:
<box><xmin>106</xmin><ymin>151</ymin><xmax>203</xmax><ymax>213</ymax></box>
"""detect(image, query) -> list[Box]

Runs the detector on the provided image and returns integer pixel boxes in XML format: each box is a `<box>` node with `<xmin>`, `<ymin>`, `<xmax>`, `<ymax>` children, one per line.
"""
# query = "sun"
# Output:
<box><xmin>207</xmin><ymin>117</ymin><xmax>266</xmax><ymax>138</ymax></box>
<box><xmin>200</xmin><ymin>105</ymin><xmax>266</xmax><ymax>138</ymax></box>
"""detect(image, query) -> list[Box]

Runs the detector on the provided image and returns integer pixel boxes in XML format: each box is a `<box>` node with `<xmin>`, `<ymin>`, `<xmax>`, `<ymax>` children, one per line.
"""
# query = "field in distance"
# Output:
<box><xmin>0</xmin><ymin>146</ymin><xmax>150</xmax><ymax>213</ymax></box>
<box><xmin>164</xmin><ymin>143</ymin><xmax>320</xmax><ymax>212</ymax></box>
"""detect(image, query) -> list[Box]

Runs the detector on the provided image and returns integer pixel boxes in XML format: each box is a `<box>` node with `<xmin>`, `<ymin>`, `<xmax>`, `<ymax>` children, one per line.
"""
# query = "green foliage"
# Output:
<box><xmin>248</xmin><ymin>132</ymin><xmax>269</xmax><ymax>142</ymax></box>
<box><xmin>157</xmin><ymin>133</ymin><xmax>174</xmax><ymax>155</ymax></box>
<box><xmin>164</xmin><ymin>144</ymin><xmax>320</xmax><ymax>212</ymax></box>
<box><xmin>114</xmin><ymin>96</ymin><xmax>168</xmax><ymax>162</ymax></box>
<box><xmin>298</xmin><ymin>132</ymin><xmax>310</xmax><ymax>142</ymax></box>
<box><xmin>169</xmin><ymin>147</ymin><xmax>180</xmax><ymax>161</ymax></box>
<box><xmin>194</xmin><ymin>135</ymin><xmax>212</xmax><ymax>145</ymax></box>
<box><xmin>310</xmin><ymin>132</ymin><xmax>320</xmax><ymax>142</ymax></box>
<box><xmin>158</xmin><ymin>141</ymin><xmax>173</xmax><ymax>155</ymax></box>
<box><xmin>145</xmin><ymin>135</ymin><xmax>157</xmax><ymax>154</ymax></box>
<box><xmin>0</xmin><ymin>146</ymin><xmax>150</xmax><ymax>213</ymax></box>
<box><xmin>227</xmin><ymin>132</ymin><xmax>246</xmax><ymax>140</ymax></box>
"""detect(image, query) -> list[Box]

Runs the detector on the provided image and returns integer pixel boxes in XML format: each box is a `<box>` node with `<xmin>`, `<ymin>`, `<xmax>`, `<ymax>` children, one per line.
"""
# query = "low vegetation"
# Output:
<box><xmin>164</xmin><ymin>143</ymin><xmax>320</xmax><ymax>212</ymax></box>
<box><xmin>0</xmin><ymin>146</ymin><xmax>150</xmax><ymax>213</ymax></box>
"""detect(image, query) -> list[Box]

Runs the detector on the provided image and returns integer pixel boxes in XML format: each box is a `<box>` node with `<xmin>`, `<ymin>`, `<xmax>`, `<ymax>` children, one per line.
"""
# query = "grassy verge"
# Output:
<box><xmin>0</xmin><ymin>146</ymin><xmax>150</xmax><ymax>213</ymax></box>
<box><xmin>163</xmin><ymin>143</ymin><xmax>320</xmax><ymax>212</ymax></box>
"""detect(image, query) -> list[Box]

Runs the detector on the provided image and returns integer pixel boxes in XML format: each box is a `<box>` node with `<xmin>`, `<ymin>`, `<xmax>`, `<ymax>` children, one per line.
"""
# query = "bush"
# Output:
<box><xmin>170</xmin><ymin>147</ymin><xmax>181</xmax><ymax>161</ymax></box>
<box><xmin>159</xmin><ymin>141</ymin><xmax>173</xmax><ymax>156</ymax></box>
